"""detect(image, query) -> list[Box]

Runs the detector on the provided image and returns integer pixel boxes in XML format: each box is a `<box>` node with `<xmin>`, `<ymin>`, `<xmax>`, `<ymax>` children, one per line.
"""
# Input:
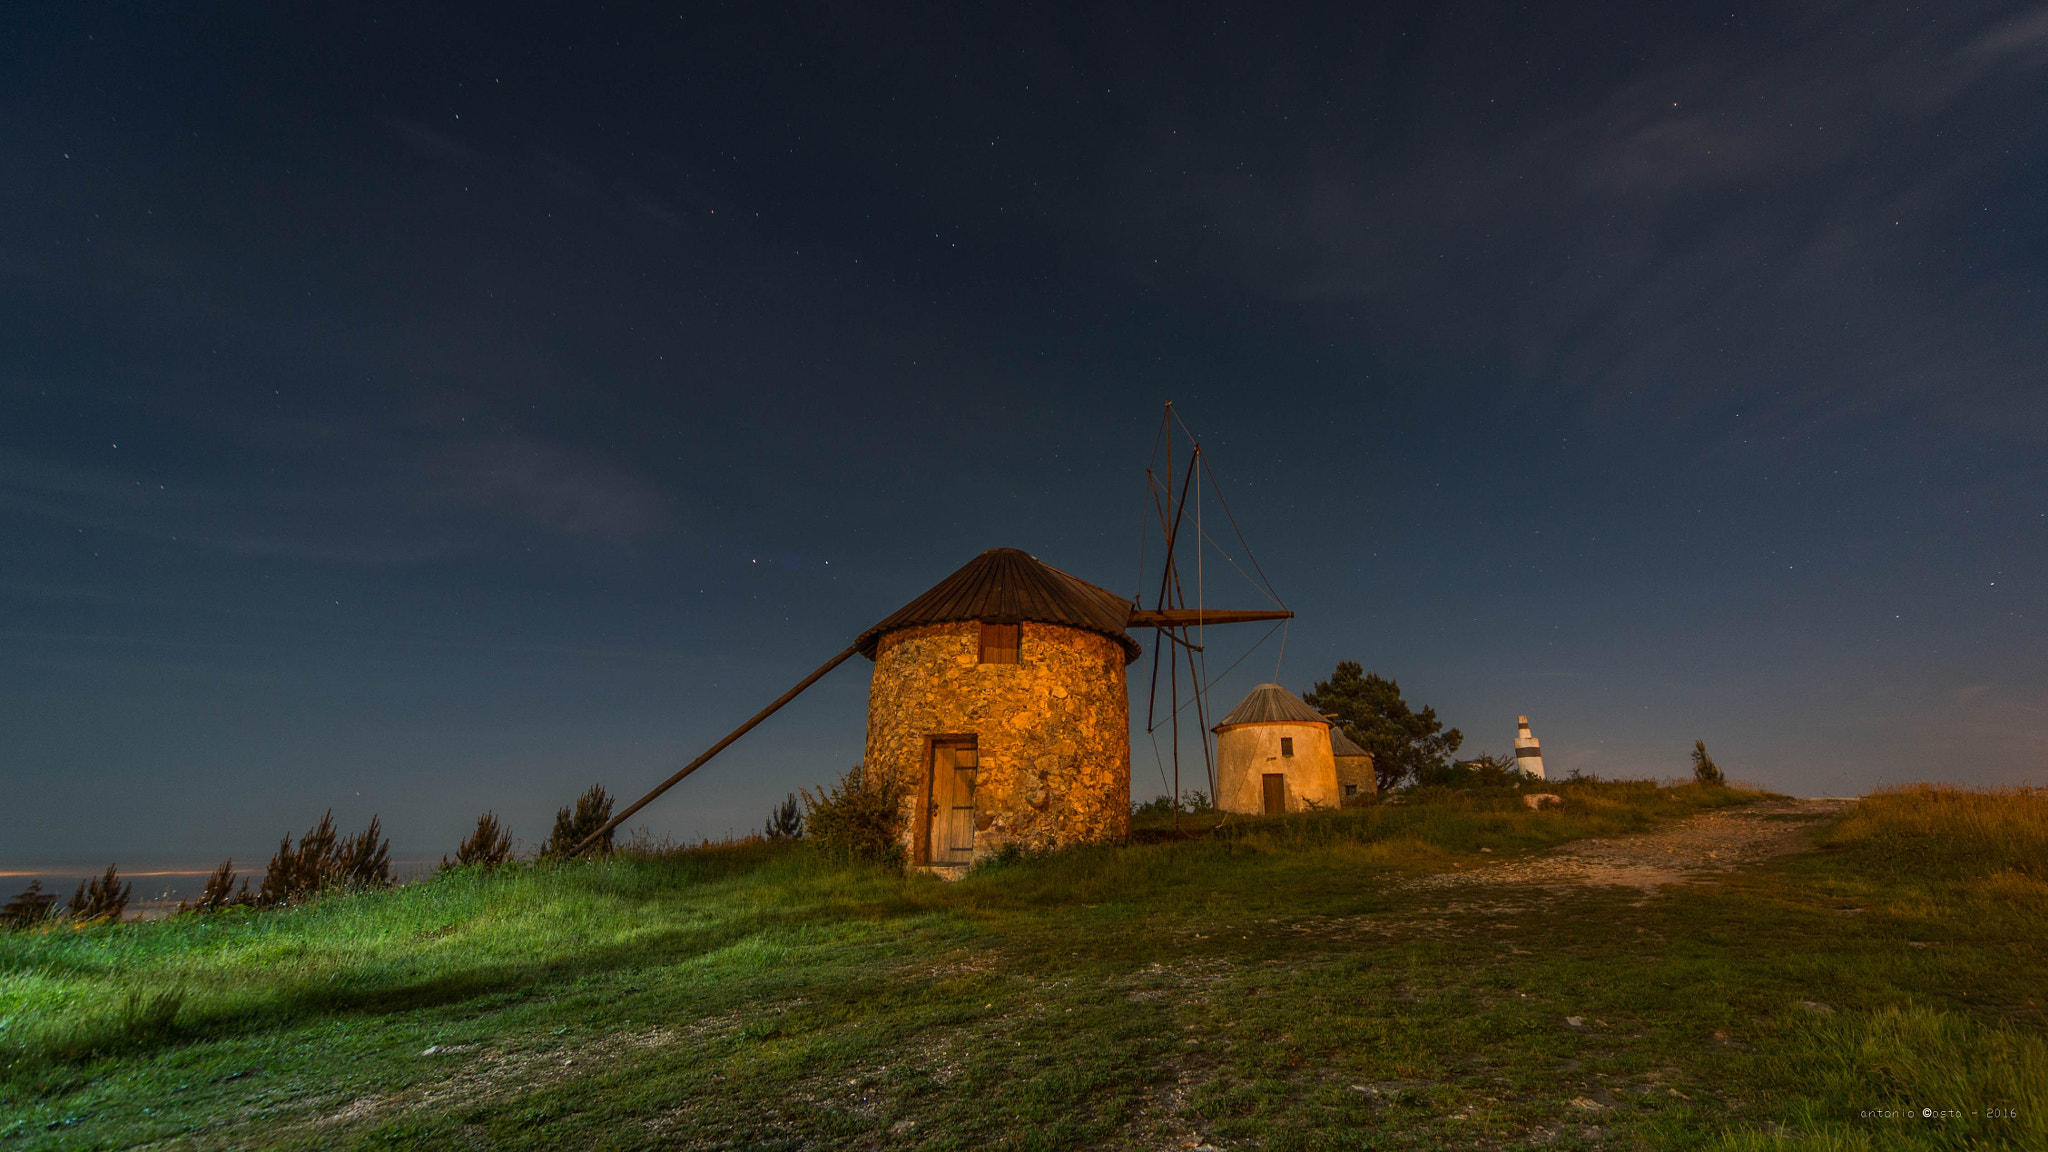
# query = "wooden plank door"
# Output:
<box><xmin>1262</xmin><ymin>773</ymin><xmax>1286</xmax><ymax>815</ymax></box>
<box><xmin>930</xmin><ymin>739</ymin><xmax>978</xmax><ymax>865</ymax></box>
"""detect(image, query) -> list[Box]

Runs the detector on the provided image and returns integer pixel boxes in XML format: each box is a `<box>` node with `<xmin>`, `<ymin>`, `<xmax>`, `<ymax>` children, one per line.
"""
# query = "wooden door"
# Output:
<box><xmin>1262</xmin><ymin>773</ymin><xmax>1285</xmax><ymax>815</ymax></box>
<box><xmin>930</xmin><ymin>739</ymin><xmax>978</xmax><ymax>865</ymax></box>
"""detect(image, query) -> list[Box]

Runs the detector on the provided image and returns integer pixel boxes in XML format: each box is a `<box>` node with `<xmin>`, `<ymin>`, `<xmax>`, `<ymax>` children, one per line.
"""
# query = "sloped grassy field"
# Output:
<box><xmin>2</xmin><ymin>781</ymin><xmax>2041</xmax><ymax>1151</ymax></box>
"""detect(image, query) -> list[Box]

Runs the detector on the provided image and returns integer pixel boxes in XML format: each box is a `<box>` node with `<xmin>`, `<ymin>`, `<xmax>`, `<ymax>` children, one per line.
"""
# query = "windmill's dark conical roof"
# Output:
<box><xmin>857</xmin><ymin>548</ymin><xmax>1143</xmax><ymax>664</ymax></box>
<box><xmin>1329</xmin><ymin>726</ymin><xmax>1371</xmax><ymax>757</ymax></box>
<box><xmin>1213</xmin><ymin>683</ymin><xmax>1333</xmax><ymax>729</ymax></box>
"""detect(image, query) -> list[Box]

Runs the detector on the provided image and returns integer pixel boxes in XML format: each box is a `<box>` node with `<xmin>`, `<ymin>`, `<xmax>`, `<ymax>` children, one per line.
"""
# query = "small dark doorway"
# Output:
<box><xmin>929</xmin><ymin>738</ymin><xmax>978</xmax><ymax>865</ymax></box>
<box><xmin>1262</xmin><ymin>773</ymin><xmax>1286</xmax><ymax>815</ymax></box>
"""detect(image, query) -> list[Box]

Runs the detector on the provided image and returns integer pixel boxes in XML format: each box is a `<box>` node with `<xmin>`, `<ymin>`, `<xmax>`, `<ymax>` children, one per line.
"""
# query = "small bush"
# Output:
<box><xmin>2</xmin><ymin>880</ymin><xmax>59</xmax><ymax>929</ymax></box>
<box><xmin>258</xmin><ymin>810</ymin><xmax>392</xmax><ymax>906</ymax></box>
<box><xmin>1692</xmin><ymin>740</ymin><xmax>1725</xmax><ymax>787</ymax></box>
<box><xmin>444</xmin><ymin>811</ymin><xmax>515</xmax><ymax>870</ymax></box>
<box><xmin>1133</xmin><ymin>790</ymin><xmax>1215</xmax><ymax>817</ymax></box>
<box><xmin>763</xmin><ymin>793</ymin><xmax>804</xmax><ymax>840</ymax></box>
<box><xmin>69</xmin><ymin>864</ymin><xmax>133</xmax><ymax>923</ymax></box>
<box><xmin>333</xmin><ymin>815</ymin><xmax>392</xmax><ymax>888</ymax></box>
<box><xmin>801</xmin><ymin>763</ymin><xmax>905</xmax><ymax>867</ymax></box>
<box><xmin>260</xmin><ymin>811</ymin><xmax>338</xmax><ymax>906</ymax></box>
<box><xmin>541</xmin><ymin>785</ymin><xmax>615</xmax><ymax>858</ymax></box>
<box><xmin>1415</xmin><ymin>753</ymin><xmax>1527</xmax><ymax>790</ymax></box>
<box><xmin>974</xmin><ymin>841</ymin><xmax>1030</xmax><ymax>871</ymax></box>
<box><xmin>179</xmin><ymin>860</ymin><xmax>253</xmax><ymax>914</ymax></box>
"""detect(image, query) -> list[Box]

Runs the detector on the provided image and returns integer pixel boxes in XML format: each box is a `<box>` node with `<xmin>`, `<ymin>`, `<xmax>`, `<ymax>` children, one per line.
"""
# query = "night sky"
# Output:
<box><xmin>5</xmin><ymin>2</ymin><xmax>2044</xmax><ymax>872</ymax></box>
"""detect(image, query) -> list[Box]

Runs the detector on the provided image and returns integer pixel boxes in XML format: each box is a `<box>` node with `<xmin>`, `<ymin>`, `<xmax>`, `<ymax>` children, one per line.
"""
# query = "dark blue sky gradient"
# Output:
<box><xmin>4</xmin><ymin>2</ymin><xmax>2044</xmax><ymax>868</ymax></box>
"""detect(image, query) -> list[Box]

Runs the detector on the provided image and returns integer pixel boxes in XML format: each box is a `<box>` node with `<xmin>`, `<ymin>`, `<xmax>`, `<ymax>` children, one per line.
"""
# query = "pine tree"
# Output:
<box><xmin>541</xmin><ymin>785</ymin><xmax>616</xmax><ymax>857</ymax></box>
<box><xmin>1692</xmin><ymin>740</ymin><xmax>1725</xmax><ymax>787</ymax></box>
<box><xmin>1303</xmin><ymin>662</ymin><xmax>1464</xmax><ymax>791</ymax></box>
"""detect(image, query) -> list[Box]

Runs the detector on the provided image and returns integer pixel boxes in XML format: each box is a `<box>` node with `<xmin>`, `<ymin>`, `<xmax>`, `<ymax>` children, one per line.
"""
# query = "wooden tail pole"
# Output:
<box><xmin>566</xmin><ymin>643</ymin><xmax>862</xmax><ymax>857</ymax></box>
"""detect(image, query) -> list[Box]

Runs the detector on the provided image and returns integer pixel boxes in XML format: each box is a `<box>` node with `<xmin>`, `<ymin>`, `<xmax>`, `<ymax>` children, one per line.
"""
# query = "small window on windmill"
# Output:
<box><xmin>979</xmin><ymin>621</ymin><xmax>1019</xmax><ymax>664</ymax></box>
<box><xmin>1280</xmin><ymin>736</ymin><xmax>1294</xmax><ymax>757</ymax></box>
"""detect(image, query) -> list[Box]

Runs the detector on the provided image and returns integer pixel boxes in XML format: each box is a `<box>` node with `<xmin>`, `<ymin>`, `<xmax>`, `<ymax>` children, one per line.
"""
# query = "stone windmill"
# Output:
<box><xmin>569</xmin><ymin>405</ymin><xmax>1291</xmax><ymax>866</ymax></box>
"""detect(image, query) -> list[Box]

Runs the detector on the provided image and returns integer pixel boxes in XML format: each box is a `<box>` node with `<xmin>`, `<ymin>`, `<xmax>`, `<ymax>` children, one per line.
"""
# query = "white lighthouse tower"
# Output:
<box><xmin>1513</xmin><ymin>715</ymin><xmax>1546</xmax><ymax>779</ymax></box>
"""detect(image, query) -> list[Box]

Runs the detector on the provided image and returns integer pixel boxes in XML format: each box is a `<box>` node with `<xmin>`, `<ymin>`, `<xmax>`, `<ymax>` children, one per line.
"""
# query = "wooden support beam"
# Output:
<box><xmin>1128</xmin><ymin>608</ymin><xmax>1294</xmax><ymax>629</ymax></box>
<box><xmin>566</xmin><ymin>643</ymin><xmax>861</xmax><ymax>857</ymax></box>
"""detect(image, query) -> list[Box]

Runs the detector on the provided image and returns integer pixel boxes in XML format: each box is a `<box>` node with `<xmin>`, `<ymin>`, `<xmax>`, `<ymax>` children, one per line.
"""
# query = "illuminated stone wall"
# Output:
<box><xmin>1334</xmin><ymin>753</ymin><xmax>1379</xmax><ymax>801</ymax></box>
<box><xmin>863</xmin><ymin>620</ymin><xmax>1130</xmax><ymax>865</ymax></box>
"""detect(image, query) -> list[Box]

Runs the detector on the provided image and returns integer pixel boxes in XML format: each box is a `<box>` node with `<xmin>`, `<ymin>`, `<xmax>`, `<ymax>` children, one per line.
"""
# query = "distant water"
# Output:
<box><xmin>0</xmin><ymin>859</ymin><xmax>442</xmax><ymax>920</ymax></box>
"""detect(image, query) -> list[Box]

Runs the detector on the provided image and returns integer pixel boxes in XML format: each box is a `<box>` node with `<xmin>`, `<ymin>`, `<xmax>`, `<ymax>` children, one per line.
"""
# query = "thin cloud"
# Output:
<box><xmin>419</xmin><ymin>436</ymin><xmax>670</xmax><ymax>541</ymax></box>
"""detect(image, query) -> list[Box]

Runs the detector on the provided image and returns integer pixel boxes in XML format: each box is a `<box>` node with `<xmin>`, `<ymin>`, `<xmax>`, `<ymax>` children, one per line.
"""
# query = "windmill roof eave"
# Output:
<box><xmin>1211</xmin><ymin>682</ymin><xmax>1333</xmax><ymax>730</ymax></box>
<box><xmin>856</xmin><ymin>548</ymin><xmax>1144</xmax><ymax>664</ymax></box>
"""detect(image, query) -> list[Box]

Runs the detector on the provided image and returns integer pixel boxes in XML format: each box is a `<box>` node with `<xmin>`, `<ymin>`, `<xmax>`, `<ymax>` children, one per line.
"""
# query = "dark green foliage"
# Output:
<box><xmin>179</xmin><ymin>860</ymin><xmax>253</xmax><ymax>914</ymax></box>
<box><xmin>445</xmin><ymin>811</ymin><xmax>515</xmax><ymax>870</ymax></box>
<box><xmin>1417</xmin><ymin>752</ymin><xmax>1527</xmax><ymax>790</ymax></box>
<box><xmin>68</xmin><ymin>864</ymin><xmax>132</xmax><ymax>923</ymax></box>
<box><xmin>541</xmin><ymin>785</ymin><xmax>615</xmax><ymax>858</ymax></box>
<box><xmin>1693</xmin><ymin>739</ymin><xmax>1725</xmax><ymax>786</ymax></box>
<box><xmin>763</xmin><ymin>793</ymin><xmax>804</xmax><ymax>840</ymax></box>
<box><xmin>1303</xmin><ymin>661</ymin><xmax>1463</xmax><ymax>790</ymax></box>
<box><xmin>2</xmin><ymin>880</ymin><xmax>59</xmax><ymax>929</ymax></box>
<box><xmin>1132</xmin><ymin>789</ymin><xmax>1215</xmax><ymax>818</ymax></box>
<box><xmin>1131</xmin><ymin>795</ymin><xmax>1175</xmax><ymax>817</ymax></box>
<box><xmin>800</xmin><ymin>764</ymin><xmax>904</xmax><ymax>866</ymax></box>
<box><xmin>333</xmin><ymin>815</ymin><xmax>392</xmax><ymax>888</ymax></box>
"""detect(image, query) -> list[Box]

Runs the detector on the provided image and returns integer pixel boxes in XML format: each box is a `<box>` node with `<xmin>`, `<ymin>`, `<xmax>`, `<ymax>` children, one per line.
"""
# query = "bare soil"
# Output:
<box><xmin>1406</xmin><ymin>796</ymin><xmax>1856</xmax><ymax>895</ymax></box>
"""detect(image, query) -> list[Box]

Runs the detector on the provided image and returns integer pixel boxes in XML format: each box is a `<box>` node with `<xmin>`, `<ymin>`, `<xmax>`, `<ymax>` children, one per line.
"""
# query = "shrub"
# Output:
<box><xmin>540</xmin><ymin>785</ymin><xmax>615</xmax><ymax>858</ymax></box>
<box><xmin>1692</xmin><ymin>740</ymin><xmax>1725</xmax><ymax>787</ymax></box>
<box><xmin>1133</xmin><ymin>790</ymin><xmax>1214</xmax><ymax>817</ymax></box>
<box><xmin>260</xmin><ymin>811</ymin><xmax>338</xmax><ymax>906</ymax></box>
<box><xmin>2</xmin><ymin>880</ymin><xmax>59</xmax><ymax>929</ymax></box>
<box><xmin>1415</xmin><ymin>753</ymin><xmax>1525</xmax><ymax>790</ymax></box>
<box><xmin>801</xmin><ymin>764</ymin><xmax>905</xmax><ymax>867</ymax></box>
<box><xmin>68</xmin><ymin>864</ymin><xmax>133</xmax><ymax>923</ymax></box>
<box><xmin>179</xmin><ymin>860</ymin><xmax>253</xmax><ymax>914</ymax></box>
<box><xmin>333</xmin><ymin>815</ymin><xmax>392</xmax><ymax>888</ymax></box>
<box><xmin>444</xmin><ymin>810</ymin><xmax>515</xmax><ymax>870</ymax></box>
<box><xmin>1132</xmin><ymin>795</ymin><xmax>1175</xmax><ymax>817</ymax></box>
<box><xmin>258</xmin><ymin>810</ymin><xmax>392</xmax><ymax>906</ymax></box>
<box><xmin>763</xmin><ymin>793</ymin><xmax>804</xmax><ymax>840</ymax></box>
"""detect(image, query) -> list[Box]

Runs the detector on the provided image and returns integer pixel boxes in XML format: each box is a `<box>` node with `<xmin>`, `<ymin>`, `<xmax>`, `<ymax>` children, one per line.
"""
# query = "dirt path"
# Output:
<box><xmin>1404</xmin><ymin>797</ymin><xmax>1856</xmax><ymax>894</ymax></box>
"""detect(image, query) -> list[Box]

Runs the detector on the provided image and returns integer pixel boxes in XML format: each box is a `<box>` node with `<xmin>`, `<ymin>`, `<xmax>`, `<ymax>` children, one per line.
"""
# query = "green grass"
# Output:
<box><xmin>1</xmin><ymin>780</ymin><xmax>2040</xmax><ymax>1150</ymax></box>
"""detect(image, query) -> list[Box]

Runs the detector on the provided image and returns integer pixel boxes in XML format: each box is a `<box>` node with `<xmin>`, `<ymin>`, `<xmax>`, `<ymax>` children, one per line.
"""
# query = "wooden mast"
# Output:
<box><xmin>1134</xmin><ymin>401</ymin><xmax>1293</xmax><ymax>829</ymax></box>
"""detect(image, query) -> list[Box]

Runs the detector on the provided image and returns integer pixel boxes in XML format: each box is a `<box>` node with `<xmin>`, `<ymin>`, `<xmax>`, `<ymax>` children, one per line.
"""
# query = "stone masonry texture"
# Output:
<box><xmin>864</xmin><ymin>620</ymin><xmax>1130</xmax><ymax>865</ymax></box>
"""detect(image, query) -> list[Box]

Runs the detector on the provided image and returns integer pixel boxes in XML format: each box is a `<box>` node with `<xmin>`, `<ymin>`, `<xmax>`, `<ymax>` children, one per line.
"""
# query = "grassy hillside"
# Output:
<box><xmin>2</xmin><ymin>780</ymin><xmax>2041</xmax><ymax>1150</ymax></box>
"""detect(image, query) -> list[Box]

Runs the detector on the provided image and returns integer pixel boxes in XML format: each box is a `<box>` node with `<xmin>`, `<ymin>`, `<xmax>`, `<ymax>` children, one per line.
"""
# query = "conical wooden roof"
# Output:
<box><xmin>1213</xmin><ymin>683</ymin><xmax>1332</xmax><ymax>729</ymax></box>
<box><xmin>1329</xmin><ymin>726</ymin><xmax>1370</xmax><ymax>757</ymax></box>
<box><xmin>856</xmin><ymin>548</ymin><xmax>1144</xmax><ymax>664</ymax></box>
